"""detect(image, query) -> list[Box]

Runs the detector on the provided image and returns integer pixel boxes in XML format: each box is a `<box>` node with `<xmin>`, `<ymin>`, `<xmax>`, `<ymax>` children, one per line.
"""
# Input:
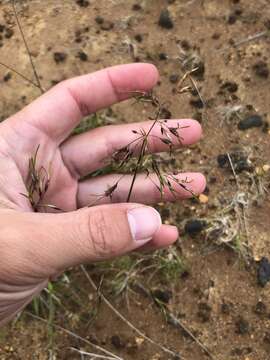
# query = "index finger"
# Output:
<box><xmin>7</xmin><ymin>63</ymin><xmax>159</xmax><ymax>143</ymax></box>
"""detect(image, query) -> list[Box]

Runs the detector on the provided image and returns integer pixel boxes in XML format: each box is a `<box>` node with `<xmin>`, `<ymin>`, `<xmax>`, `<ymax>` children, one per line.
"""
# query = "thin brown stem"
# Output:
<box><xmin>0</xmin><ymin>61</ymin><xmax>40</xmax><ymax>88</ymax></box>
<box><xmin>12</xmin><ymin>0</ymin><xmax>44</xmax><ymax>93</ymax></box>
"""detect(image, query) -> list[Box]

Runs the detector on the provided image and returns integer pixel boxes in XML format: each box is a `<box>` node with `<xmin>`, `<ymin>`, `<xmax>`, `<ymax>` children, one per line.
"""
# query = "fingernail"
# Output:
<box><xmin>128</xmin><ymin>207</ymin><xmax>162</xmax><ymax>242</ymax></box>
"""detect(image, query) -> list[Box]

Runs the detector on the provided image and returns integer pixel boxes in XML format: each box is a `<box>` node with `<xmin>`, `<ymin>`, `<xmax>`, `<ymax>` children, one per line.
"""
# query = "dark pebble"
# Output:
<box><xmin>159</xmin><ymin>52</ymin><xmax>167</xmax><ymax>60</ymax></box>
<box><xmin>95</xmin><ymin>16</ymin><xmax>104</xmax><ymax>24</ymax></box>
<box><xmin>152</xmin><ymin>289</ymin><xmax>172</xmax><ymax>304</ymax></box>
<box><xmin>253</xmin><ymin>61</ymin><xmax>269</xmax><ymax>78</ymax></box>
<box><xmin>54</xmin><ymin>52</ymin><xmax>67</xmax><ymax>63</ymax></box>
<box><xmin>160</xmin><ymin>107</ymin><xmax>172</xmax><ymax>119</ymax></box>
<box><xmin>158</xmin><ymin>9</ymin><xmax>174</xmax><ymax>29</ymax></box>
<box><xmin>221</xmin><ymin>81</ymin><xmax>238</xmax><ymax>93</ymax></box>
<box><xmin>238</xmin><ymin>114</ymin><xmax>263</xmax><ymax>130</ymax></box>
<box><xmin>185</xmin><ymin>219</ymin><xmax>206</xmax><ymax>236</ymax></box>
<box><xmin>76</xmin><ymin>0</ymin><xmax>90</xmax><ymax>7</ymax></box>
<box><xmin>3</xmin><ymin>72</ymin><xmax>12</xmax><ymax>82</ymax></box>
<box><xmin>5</xmin><ymin>28</ymin><xmax>14</xmax><ymax>39</ymax></box>
<box><xmin>132</xmin><ymin>4</ymin><xmax>142</xmax><ymax>11</ymax></box>
<box><xmin>111</xmin><ymin>335</ymin><xmax>126</xmax><ymax>349</ymax></box>
<box><xmin>264</xmin><ymin>332</ymin><xmax>270</xmax><ymax>344</ymax></box>
<box><xmin>190</xmin><ymin>98</ymin><xmax>204</xmax><ymax>109</ymax></box>
<box><xmin>258</xmin><ymin>257</ymin><xmax>270</xmax><ymax>287</ymax></box>
<box><xmin>169</xmin><ymin>74</ymin><xmax>179</xmax><ymax>84</ymax></box>
<box><xmin>180</xmin><ymin>39</ymin><xmax>190</xmax><ymax>50</ymax></box>
<box><xmin>160</xmin><ymin>207</ymin><xmax>170</xmax><ymax>218</ymax></box>
<box><xmin>0</xmin><ymin>24</ymin><xmax>5</xmax><ymax>33</ymax></box>
<box><xmin>77</xmin><ymin>50</ymin><xmax>88</xmax><ymax>61</ymax></box>
<box><xmin>227</xmin><ymin>14</ymin><xmax>237</xmax><ymax>24</ymax></box>
<box><xmin>134</xmin><ymin>34</ymin><xmax>143</xmax><ymax>42</ymax></box>
<box><xmin>235</xmin><ymin>317</ymin><xmax>249</xmax><ymax>334</ymax></box>
<box><xmin>254</xmin><ymin>301</ymin><xmax>267</xmax><ymax>315</ymax></box>
<box><xmin>197</xmin><ymin>302</ymin><xmax>212</xmax><ymax>322</ymax></box>
<box><xmin>221</xmin><ymin>302</ymin><xmax>231</xmax><ymax>315</ymax></box>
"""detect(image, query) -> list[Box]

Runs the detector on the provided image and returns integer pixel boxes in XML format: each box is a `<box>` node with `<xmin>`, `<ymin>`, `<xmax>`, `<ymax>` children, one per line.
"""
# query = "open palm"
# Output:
<box><xmin>0</xmin><ymin>63</ymin><xmax>205</xmax><ymax>325</ymax></box>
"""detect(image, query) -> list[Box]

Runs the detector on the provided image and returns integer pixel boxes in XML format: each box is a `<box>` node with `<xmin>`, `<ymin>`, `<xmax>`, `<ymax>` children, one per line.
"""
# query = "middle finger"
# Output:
<box><xmin>60</xmin><ymin>119</ymin><xmax>202</xmax><ymax>179</ymax></box>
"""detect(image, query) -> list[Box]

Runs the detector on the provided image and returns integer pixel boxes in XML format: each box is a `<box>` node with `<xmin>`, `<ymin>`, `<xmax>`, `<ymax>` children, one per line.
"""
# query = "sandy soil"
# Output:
<box><xmin>0</xmin><ymin>0</ymin><xmax>270</xmax><ymax>359</ymax></box>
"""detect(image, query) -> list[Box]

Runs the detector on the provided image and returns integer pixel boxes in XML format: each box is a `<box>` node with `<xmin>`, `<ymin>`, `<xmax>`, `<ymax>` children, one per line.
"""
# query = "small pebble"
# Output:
<box><xmin>254</xmin><ymin>301</ymin><xmax>267</xmax><ymax>315</ymax></box>
<box><xmin>253</xmin><ymin>61</ymin><xmax>269</xmax><ymax>79</ymax></box>
<box><xmin>238</xmin><ymin>114</ymin><xmax>263</xmax><ymax>130</ymax></box>
<box><xmin>54</xmin><ymin>52</ymin><xmax>67</xmax><ymax>63</ymax></box>
<box><xmin>152</xmin><ymin>288</ymin><xmax>172</xmax><ymax>303</ymax></box>
<box><xmin>199</xmin><ymin>194</ymin><xmax>209</xmax><ymax>204</ymax></box>
<box><xmin>263</xmin><ymin>164</ymin><xmax>270</xmax><ymax>172</ymax></box>
<box><xmin>76</xmin><ymin>0</ymin><xmax>90</xmax><ymax>7</ymax></box>
<box><xmin>111</xmin><ymin>335</ymin><xmax>125</xmax><ymax>349</ymax></box>
<box><xmin>169</xmin><ymin>74</ymin><xmax>179</xmax><ymax>84</ymax></box>
<box><xmin>235</xmin><ymin>317</ymin><xmax>249</xmax><ymax>334</ymax></box>
<box><xmin>132</xmin><ymin>4</ymin><xmax>142</xmax><ymax>11</ymax></box>
<box><xmin>77</xmin><ymin>50</ymin><xmax>88</xmax><ymax>61</ymax></box>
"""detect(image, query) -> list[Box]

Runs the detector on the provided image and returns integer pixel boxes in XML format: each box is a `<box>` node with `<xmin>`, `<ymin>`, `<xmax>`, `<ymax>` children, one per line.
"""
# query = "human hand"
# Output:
<box><xmin>0</xmin><ymin>63</ymin><xmax>205</xmax><ymax>324</ymax></box>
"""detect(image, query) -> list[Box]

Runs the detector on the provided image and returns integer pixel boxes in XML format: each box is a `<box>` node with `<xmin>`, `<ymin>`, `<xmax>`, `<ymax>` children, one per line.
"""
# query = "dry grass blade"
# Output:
<box><xmin>233</xmin><ymin>30</ymin><xmax>269</xmax><ymax>48</ymax></box>
<box><xmin>167</xmin><ymin>312</ymin><xmax>216</xmax><ymax>360</ymax></box>
<box><xmin>0</xmin><ymin>60</ymin><xmax>40</xmax><ymax>88</ymax></box>
<box><xmin>80</xmin><ymin>265</ymin><xmax>183</xmax><ymax>359</ymax></box>
<box><xmin>70</xmin><ymin>347</ymin><xmax>120</xmax><ymax>360</ymax></box>
<box><xmin>177</xmin><ymin>68</ymin><xmax>205</xmax><ymax>108</ymax></box>
<box><xmin>25</xmin><ymin>312</ymin><xmax>123</xmax><ymax>360</ymax></box>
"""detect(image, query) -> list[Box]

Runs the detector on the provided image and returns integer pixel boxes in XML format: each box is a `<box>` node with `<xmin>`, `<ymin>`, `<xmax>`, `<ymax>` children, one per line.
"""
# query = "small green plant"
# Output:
<box><xmin>153</xmin><ymin>249</ymin><xmax>187</xmax><ymax>281</ymax></box>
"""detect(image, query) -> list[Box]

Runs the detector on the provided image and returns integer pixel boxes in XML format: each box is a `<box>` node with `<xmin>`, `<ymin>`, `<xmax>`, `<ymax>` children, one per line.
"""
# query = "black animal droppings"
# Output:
<box><xmin>77</xmin><ymin>51</ymin><xmax>88</xmax><ymax>61</ymax></box>
<box><xmin>152</xmin><ymin>289</ymin><xmax>172</xmax><ymax>304</ymax></box>
<box><xmin>238</xmin><ymin>114</ymin><xmax>263</xmax><ymax>130</ymax></box>
<box><xmin>76</xmin><ymin>0</ymin><xmax>90</xmax><ymax>7</ymax></box>
<box><xmin>235</xmin><ymin>317</ymin><xmax>249</xmax><ymax>335</ymax></box>
<box><xmin>258</xmin><ymin>257</ymin><xmax>270</xmax><ymax>287</ymax></box>
<box><xmin>217</xmin><ymin>152</ymin><xmax>251</xmax><ymax>173</ymax></box>
<box><xmin>185</xmin><ymin>219</ymin><xmax>206</xmax><ymax>236</ymax></box>
<box><xmin>158</xmin><ymin>9</ymin><xmax>174</xmax><ymax>29</ymax></box>
<box><xmin>54</xmin><ymin>52</ymin><xmax>67</xmax><ymax>63</ymax></box>
<box><xmin>253</xmin><ymin>61</ymin><xmax>269</xmax><ymax>79</ymax></box>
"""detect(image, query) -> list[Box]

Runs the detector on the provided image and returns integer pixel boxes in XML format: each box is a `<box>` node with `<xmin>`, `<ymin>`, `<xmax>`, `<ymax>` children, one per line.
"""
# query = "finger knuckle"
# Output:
<box><xmin>85</xmin><ymin>209</ymin><xmax>117</xmax><ymax>259</ymax></box>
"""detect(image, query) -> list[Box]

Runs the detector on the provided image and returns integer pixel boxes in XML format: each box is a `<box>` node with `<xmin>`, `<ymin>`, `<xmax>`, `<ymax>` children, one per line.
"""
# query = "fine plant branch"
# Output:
<box><xmin>80</xmin><ymin>265</ymin><xmax>183</xmax><ymax>359</ymax></box>
<box><xmin>87</xmin><ymin>91</ymin><xmax>197</xmax><ymax>206</ymax></box>
<box><xmin>12</xmin><ymin>0</ymin><xmax>44</xmax><ymax>93</ymax></box>
<box><xmin>0</xmin><ymin>60</ymin><xmax>40</xmax><ymax>89</ymax></box>
<box><xmin>126</xmin><ymin>91</ymin><xmax>162</xmax><ymax>202</ymax></box>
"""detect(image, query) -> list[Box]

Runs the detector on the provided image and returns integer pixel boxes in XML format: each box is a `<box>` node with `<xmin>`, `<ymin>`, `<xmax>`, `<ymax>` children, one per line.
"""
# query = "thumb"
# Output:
<box><xmin>25</xmin><ymin>204</ymin><xmax>162</xmax><ymax>274</ymax></box>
